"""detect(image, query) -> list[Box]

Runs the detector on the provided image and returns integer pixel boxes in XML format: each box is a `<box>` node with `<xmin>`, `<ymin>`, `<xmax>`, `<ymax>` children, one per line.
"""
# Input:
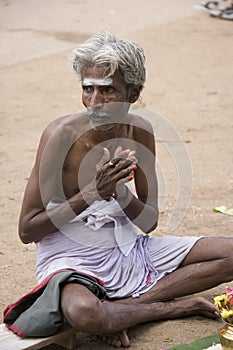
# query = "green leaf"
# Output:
<box><xmin>163</xmin><ymin>338</ymin><xmax>173</xmax><ymax>343</ymax></box>
<box><xmin>213</xmin><ymin>206</ymin><xmax>233</xmax><ymax>216</ymax></box>
<box><xmin>167</xmin><ymin>334</ymin><xmax>220</xmax><ymax>350</ymax></box>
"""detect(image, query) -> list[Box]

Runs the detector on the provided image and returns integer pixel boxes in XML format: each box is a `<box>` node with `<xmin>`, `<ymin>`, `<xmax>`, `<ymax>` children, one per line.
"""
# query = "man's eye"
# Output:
<box><xmin>102</xmin><ymin>86</ymin><xmax>114</xmax><ymax>94</ymax></box>
<box><xmin>83</xmin><ymin>86</ymin><xmax>93</xmax><ymax>93</ymax></box>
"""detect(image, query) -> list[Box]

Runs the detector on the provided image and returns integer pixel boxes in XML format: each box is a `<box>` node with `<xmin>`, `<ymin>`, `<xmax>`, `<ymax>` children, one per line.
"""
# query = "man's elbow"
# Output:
<box><xmin>19</xmin><ymin>230</ymin><xmax>32</xmax><ymax>244</ymax></box>
<box><xmin>18</xmin><ymin>222</ymin><xmax>33</xmax><ymax>244</ymax></box>
<box><xmin>138</xmin><ymin>214</ymin><xmax>158</xmax><ymax>234</ymax></box>
<box><xmin>141</xmin><ymin>207</ymin><xmax>159</xmax><ymax>234</ymax></box>
<box><xmin>144</xmin><ymin>220</ymin><xmax>158</xmax><ymax>234</ymax></box>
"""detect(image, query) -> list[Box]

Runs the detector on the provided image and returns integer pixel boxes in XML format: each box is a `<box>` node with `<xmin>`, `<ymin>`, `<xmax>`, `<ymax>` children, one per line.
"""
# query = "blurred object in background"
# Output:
<box><xmin>194</xmin><ymin>0</ymin><xmax>233</xmax><ymax>20</ymax></box>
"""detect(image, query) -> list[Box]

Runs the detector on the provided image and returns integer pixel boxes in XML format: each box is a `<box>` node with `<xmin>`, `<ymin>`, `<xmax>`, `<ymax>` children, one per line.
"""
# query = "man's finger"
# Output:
<box><xmin>113</xmin><ymin>146</ymin><xmax>122</xmax><ymax>158</ymax></box>
<box><xmin>96</xmin><ymin>147</ymin><xmax>110</xmax><ymax>170</ymax></box>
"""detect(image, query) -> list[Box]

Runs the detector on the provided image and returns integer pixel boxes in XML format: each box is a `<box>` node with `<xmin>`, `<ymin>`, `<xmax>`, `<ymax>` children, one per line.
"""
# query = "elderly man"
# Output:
<box><xmin>4</xmin><ymin>32</ymin><xmax>233</xmax><ymax>348</ymax></box>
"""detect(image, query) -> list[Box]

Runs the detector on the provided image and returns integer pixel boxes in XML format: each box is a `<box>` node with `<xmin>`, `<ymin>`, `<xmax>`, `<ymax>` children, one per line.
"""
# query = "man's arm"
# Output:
<box><xmin>116</xmin><ymin>118</ymin><xmax>159</xmax><ymax>233</ymax></box>
<box><xmin>18</xmin><ymin>120</ymin><xmax>99</xmax><ymax>244</ymax></box>
<box><xmin>18</xmin><ymin>117</ymin><xmax>139</xmax><ymax>243</ymax></box>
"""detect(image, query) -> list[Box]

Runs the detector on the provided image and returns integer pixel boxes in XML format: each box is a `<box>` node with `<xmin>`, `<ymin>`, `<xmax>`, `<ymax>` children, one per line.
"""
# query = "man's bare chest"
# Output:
<box><xmin>60</xmin><ymin>123</ymin><xmax>136</xmax><ymax>197</ymax></box>
<box><xmin>62</xmin><ymin>137</ymin><xmax>124</xmax><ymax>197</ymax></box>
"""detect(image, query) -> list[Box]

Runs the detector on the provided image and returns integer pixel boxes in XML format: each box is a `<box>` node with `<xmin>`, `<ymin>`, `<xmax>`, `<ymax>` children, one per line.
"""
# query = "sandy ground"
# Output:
<box><xmin>0</xmin><ymin>0</ymin><xmax>233</xmax><ymax>349</ymax></box>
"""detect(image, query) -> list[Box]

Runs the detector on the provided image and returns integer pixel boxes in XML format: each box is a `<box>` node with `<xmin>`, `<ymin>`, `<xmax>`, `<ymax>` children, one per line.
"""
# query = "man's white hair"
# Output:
<box><xmin>69</xmin><ymin>31</ymin><xmax>146</xmax><ymax>91</ymax></box>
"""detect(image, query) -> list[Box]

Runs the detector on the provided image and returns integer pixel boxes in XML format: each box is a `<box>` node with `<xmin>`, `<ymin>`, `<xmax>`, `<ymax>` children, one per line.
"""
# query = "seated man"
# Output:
<box><xmin>4</xmin><ymin>31</ymin><xmax>233</xmax><ymax>348</ymax></box>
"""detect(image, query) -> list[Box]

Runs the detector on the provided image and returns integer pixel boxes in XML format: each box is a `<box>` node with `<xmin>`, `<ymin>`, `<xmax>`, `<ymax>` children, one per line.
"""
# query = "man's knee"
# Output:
<box><xmin>64</xmin><ymin>297</ymin><xmax>103</xmax><ymax>328</ymax></box>
<box><xmin>61</xmin><ymin>283</ymin><xmax>109</xmax><ymax>332</ymax></box>
<box><xmin>222</xmin><ymin>252</ymin><xmax>233</xmax><ymax>275</ymax></box>
<box><xmin>217</xmin><ymin>238</ymin><xmax>233</xmax><ymax>271</ymax></box>
<box><xmin>212</xmin><ymin>238</ymin><xmax>233</xmax><ymax>280</ymax></box>
<box><xmin>182</xmin><ymin>237</ymin><xmax>233</xmax><ymax>266</ymax></box>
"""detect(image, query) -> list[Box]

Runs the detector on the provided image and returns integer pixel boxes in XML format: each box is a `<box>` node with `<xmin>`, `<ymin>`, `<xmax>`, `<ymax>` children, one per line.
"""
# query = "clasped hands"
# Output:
<box><xmin>95</xmin><ymin>146</ymin><xmax>137</xmax><ymax>201</ymax></box>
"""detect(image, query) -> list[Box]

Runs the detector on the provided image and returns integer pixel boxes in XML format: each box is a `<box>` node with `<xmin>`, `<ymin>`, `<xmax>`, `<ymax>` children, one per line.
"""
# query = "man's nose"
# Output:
<box><xmin>89</xmin><ymin>89</ymin><xmax>105</xmax><ymax>108</ymax></box>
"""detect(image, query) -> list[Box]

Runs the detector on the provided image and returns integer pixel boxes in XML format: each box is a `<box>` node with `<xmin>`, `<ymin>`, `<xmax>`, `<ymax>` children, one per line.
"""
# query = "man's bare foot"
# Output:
<box><xmin>186</xmin><ymin>297</ymin><xmax>220</xmax><ymax>320</ymax></box>
<box><xmin>102</xmin><ymin>330</ymin><xmax>130</xmax><ymax>348</ymax></box>
<box><xmin>98</xmin><ymin>297</ymin><xmax>218</xmax><ymax>348</ymax></box>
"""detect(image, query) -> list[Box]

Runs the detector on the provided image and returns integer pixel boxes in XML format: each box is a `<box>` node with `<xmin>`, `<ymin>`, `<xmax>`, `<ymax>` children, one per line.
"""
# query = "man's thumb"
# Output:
<box><xmin>96</xmin><ymin>147</ymin><xmax>110</xmax><ymax>170</ymax></box>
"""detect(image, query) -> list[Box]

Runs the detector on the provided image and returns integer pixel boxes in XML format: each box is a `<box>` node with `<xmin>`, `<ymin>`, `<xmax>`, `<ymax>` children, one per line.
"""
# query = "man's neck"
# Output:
<box><xmin>89</xmin><ymin>122</ymin><xmax>124</xmax><ymax>142</ymax></box>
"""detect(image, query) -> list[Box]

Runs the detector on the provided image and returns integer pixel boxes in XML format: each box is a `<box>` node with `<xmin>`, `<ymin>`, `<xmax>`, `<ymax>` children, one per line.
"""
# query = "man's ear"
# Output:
<box><xmin>128</xmin><ymin>86</ymin><xmax>141</xmax><ymax>103</ymax></box>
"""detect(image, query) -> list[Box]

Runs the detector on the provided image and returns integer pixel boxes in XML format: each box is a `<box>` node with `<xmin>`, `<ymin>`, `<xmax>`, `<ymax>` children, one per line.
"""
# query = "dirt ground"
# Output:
<box><xmin>0</xmin><ymin>0</ymin><xmax>233</xmax><ymax>349</ymax></box>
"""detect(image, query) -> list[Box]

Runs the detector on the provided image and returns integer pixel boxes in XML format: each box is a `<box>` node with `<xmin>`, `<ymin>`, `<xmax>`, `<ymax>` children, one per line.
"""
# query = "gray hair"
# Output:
<box><xmin>69</xmin><ymin>31</ymin><xmax>146</xmax><ymax>91</ymax></box>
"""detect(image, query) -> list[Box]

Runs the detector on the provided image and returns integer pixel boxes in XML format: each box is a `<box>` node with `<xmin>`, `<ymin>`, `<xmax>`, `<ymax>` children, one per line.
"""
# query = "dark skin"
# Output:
<box><xmin>18</xmin><ymin>66</ymin><xmax>233</xmax><ymax>348</ymax></box>
<box><xmin>19</xmin><ymin>67</ymin><xmax>158</xmax><ymax>243</ymax></box>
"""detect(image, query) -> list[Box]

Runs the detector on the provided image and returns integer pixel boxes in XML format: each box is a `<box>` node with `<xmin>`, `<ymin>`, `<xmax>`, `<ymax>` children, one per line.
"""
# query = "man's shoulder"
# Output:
<box><xmin>127</xmin><ymin>112</ymin><xmax>154</xmax><ymax>135</ymax></box>
<box><xmin>42</xmin><ymin>112</ymin><xmax>87</xmax><ymax>139</ymax></box>
<box><xmin>46</xmin><ymin>112</ymin><xmax>86</xmax><ymax>130</ymax></box>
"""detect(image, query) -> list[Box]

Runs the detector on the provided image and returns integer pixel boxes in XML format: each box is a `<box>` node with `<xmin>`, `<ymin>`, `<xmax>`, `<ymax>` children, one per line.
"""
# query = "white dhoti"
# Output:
<box><xmin>36</xmin><ymin>199</ymin><xmax>200</xmax><ymax>298</ymax></box>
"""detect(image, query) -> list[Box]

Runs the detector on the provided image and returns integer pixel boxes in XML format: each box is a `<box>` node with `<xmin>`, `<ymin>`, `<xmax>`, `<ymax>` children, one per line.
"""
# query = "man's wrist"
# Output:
<box><xmin>117</xmin><ymin>185</ymin><xmax>129</xmax><ymax>201</ymax></box>
<box><xmin>81</xmin><ymin>184</ymin><xmax>100</xmax><ymax>204</ymax></box>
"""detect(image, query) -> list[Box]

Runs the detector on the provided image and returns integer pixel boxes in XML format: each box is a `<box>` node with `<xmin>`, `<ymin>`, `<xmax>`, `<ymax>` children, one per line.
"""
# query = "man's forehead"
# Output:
<box><xmin>82</xmin><ymin>78</ymin><xmax>113</xmax><ymax>86</ymax></box>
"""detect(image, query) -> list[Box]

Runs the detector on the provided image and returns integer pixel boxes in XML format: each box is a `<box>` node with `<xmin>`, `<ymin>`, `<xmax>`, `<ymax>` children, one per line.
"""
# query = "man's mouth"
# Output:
<box><xmin>87</xmin><ymin>110</ymin><xmax>112</xmax><ymax>122</ymax></box>
<box><xmin>87</xmin><ymin>110</ymin><xmax>116</xmax><ymax>130</ymax></box>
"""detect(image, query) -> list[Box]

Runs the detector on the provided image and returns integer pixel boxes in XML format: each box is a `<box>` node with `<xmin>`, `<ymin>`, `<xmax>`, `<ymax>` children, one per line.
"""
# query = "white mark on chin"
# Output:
<box><xmin>82</xmin><ymin>78</ymin><xmax>113</xmax><ymax>86</ymax></box>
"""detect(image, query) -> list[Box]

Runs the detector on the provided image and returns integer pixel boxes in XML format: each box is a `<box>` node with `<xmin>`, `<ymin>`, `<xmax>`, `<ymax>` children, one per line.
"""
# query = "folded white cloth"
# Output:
<box><xmin>71</xmin><ymin>198</ymin><xmax>138</xmax><ymax>256</ymax></box>
<box><xmin>47</xmin><ymin>198</ymin><xmax>138</xmax><ymax>256</ymax></box>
